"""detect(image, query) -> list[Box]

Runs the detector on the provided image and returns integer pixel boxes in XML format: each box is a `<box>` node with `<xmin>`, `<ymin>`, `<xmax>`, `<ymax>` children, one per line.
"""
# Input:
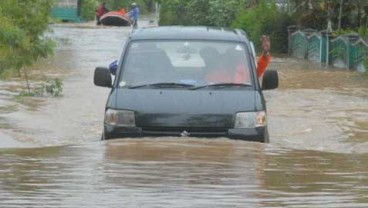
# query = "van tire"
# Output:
<box><xmin>263</xmin><ymin>129</ymin><xmax>270</xmax><ymax>143</ymax></box>
<box><xmin>262</xmin><ymin>70</ymin><xmax>278</xmax><ymax>90</ymax></box>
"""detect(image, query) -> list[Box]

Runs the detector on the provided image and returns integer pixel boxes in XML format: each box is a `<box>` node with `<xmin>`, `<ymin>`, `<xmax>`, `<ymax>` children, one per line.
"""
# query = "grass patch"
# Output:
<box><xmin>18</xmin><ymin>78</ymin><xmax>63</xmax><ymax>97</ymax></box>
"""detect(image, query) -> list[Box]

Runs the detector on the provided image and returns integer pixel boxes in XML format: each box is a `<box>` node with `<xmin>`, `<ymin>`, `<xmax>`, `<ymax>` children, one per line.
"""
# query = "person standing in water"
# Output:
<box><xmin>128</xmin><ymin>2</ymin><xmax>139</xmax><ymax>28</ymax></box>
<box><xmin>96</xmin><ymin>2</ymin><xmax>109</xmax><ymax>25</ymax></box>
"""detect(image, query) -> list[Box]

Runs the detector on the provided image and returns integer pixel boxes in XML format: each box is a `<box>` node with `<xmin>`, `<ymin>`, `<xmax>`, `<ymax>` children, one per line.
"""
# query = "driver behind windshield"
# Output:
<box><xmin>201</xmin><ymin>46</ymin><xmax>250</xmax><ymax>84</ymax></box>
<box><xmin>201</xmin><ymin>35</ymin><xmax>271</xmax><ymax>84</ymax></box>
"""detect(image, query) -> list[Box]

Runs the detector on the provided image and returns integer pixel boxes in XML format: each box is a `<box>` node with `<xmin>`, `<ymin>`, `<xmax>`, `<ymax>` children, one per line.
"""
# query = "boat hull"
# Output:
<box><xmin>100</xmin><ymin>12</ymin><xmax>131</xmax><ymax>26</ymax></box>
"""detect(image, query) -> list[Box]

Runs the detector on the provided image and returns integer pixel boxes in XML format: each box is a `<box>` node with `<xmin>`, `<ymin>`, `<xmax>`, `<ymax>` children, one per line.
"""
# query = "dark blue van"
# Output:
<box><xmin>94</xmin><ymin>26</ymin><xmax>278</xmax><ymax>143</ymax></box>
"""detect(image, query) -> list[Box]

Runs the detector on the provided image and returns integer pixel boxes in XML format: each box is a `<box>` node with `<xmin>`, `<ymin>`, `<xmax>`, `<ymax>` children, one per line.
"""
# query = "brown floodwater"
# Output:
<box><xmin>0</xmin><ymin>20</ymin><xmax>367</xmax><ymax>207</ymax></box>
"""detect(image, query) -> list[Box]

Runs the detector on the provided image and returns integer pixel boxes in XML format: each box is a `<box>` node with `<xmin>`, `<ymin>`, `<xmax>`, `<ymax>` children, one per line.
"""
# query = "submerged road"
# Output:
<box><xmin>0</xmin><ymin>20</ymin><xmax>367</xmax><ymax>207</ymax></box>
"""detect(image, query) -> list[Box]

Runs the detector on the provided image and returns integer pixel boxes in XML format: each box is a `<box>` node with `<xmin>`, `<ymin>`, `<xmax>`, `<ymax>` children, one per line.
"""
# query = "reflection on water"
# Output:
<box><xmin>0</xmin><ymin>139</ymin><xmax>367</xmax><ymax>207</ymax></box>
<box><xmin>0</xmin><ymin>21</ymin><xmax>367</xmax><ymax>207</ymax></box>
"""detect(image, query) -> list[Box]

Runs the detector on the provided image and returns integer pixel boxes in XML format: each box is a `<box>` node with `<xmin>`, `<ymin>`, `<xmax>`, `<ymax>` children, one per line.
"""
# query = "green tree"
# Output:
<box><xmin>232</xmin><ymin>0</ymin><xmax>295</xmax><ymax>53</ymax></box>
<box><xmin>81</xmin><ymin>0</ymin><xmax>99</xmax><ymax>21</ymax></box>
<box><xmin>207</xmin><ymin>0</ymin><xmax>247</xmax><ymax>26</ymax></box>
<box><xmin>287</xmin><ymin>0</ymin><xmax>368</xmax><ymax>32</ymax></box>
<box><xmin>158</xmin><ymin>0</ymin><xmax>294</xmax><ymax>53</ymax></box>
<box><xmin>0</xmin><ymin>0</ymin><xmax>55</xmax><ymax>94</ymax></box>
<box><xmin>159</xmin><ymin>0</ymin><xmax>247</xmax><ymax>26</ymax></box>
<box><xmin>0</xmin><ymin>0</ymin><xmax>55</xmax><ymax>75</ymax></box>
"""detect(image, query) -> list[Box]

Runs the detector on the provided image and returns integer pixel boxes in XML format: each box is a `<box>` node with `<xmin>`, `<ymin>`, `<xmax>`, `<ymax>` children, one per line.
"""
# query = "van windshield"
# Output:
<box><xmin>118</xmin><ymin>40</ymin><xmax>254</xmax><ymax>89</ymax></box>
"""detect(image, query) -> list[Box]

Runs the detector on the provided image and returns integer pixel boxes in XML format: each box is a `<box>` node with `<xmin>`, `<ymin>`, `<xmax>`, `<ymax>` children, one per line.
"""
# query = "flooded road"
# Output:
<box><xmin>0</xmin><ymin>21</ymin><xmax>367</xmax><ymax>207</ymax></box>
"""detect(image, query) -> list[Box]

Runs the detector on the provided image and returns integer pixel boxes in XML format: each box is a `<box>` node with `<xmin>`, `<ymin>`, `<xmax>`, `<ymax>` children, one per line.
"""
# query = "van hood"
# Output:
<box><xmin>111</xmin><ymin>89</ymin><xmax>261</xmax><ymax>128</ymax></box>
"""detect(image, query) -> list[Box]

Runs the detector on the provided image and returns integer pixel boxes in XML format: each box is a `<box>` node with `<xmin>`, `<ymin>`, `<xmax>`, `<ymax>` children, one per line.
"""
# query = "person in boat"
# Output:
<box><xmin>117</xmin><ymin>8</ymin><xmax>126</xmax><ymax>16</ymax></box>
<box><xmin>203</xmin><ymin>35</ymin><xmax>271</xmax><ymax>83</ymax></box>
<box><xmin>96</xmin><ymin>2</ymin><xmax>109</xmax><ymax>25</ymax></box>
<box><xmin>128</xmin><ymin>2</ymin><xmax>139</xmax><ymax>28</ymax></box>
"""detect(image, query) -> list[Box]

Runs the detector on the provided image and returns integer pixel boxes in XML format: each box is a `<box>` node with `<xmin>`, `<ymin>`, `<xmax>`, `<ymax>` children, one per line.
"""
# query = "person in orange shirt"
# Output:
<box><xmin>117</xmin><ymin>8</ymin><xmax>126</xmax><ymax>16</ymax></box>
<box><xmin>257</xmin><ymin>35</ymin><xmax>271</xmax><ymax>78</ymax></box>
<box><xmin>203</xmin><ymin>35</ymin><xmax>271</xmax><ymax>83</ymax></box>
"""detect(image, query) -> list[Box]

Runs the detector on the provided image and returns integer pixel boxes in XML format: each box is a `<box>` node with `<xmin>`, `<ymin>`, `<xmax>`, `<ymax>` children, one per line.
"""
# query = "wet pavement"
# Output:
<box><xmin>0</xmin><ymin>20</ymin><xmax>367</xmax><ymax>207</ymax></box>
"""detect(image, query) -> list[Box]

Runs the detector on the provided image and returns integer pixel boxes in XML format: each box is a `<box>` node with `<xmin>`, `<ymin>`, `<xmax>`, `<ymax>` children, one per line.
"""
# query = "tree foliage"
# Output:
<box><xmin>286</xmin><ymin>0</ymin><xmax>368</xmax><ymax>31</ymax></box>
<box><xmin>157</xmin><ymin>0</ymin><xmax>367</xmax><ymax>53</ymax></box>
<box><xmin>232</xmin><ymin>1</ymin><xmax>295</xmax><ymax>53</ymax></box>
<box><xmin>158</xmin><ymin>0</ymin><xmax>293</xmax><ymax>53</ymax></box>
<box><xmin>0</xmin><ymin>0</ymin><xmax>55</xmax><ymax>74</ymax></box>
<box><xmin>159</xmin><ymin>0</ymin><xmax>247</xmax><ymax>26</ymax></box>
<box><xmin>81</xmin><ymin>0</ymin><xmax>99</xmax><ymax>21</ymax></box>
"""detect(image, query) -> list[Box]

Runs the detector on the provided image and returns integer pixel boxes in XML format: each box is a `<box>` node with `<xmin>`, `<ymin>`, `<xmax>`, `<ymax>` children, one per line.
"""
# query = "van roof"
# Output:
<box><xmin>128</xmin><ymin>26</ymin><xmax>250</xmax><ymax>43</ymax></box>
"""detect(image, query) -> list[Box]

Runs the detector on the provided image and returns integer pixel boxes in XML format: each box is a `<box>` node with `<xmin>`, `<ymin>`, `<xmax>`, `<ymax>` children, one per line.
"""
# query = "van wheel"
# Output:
<box><xmin>101</xmin><ymin>130</ymin><xmax>112</xmax><ymax>140</ymax></box>
<box><xmin>262</xmin><ymin>69</ymin><xmax>278</xmax><ymax>90</ymax></box>
<box><xmin>101</xmin><ymin>131</ymin><xmax>107</xmax><ymax>141</ymax></box>
<box><xmin>263</xmin><ymin>129</ymin><xmax>270</xmax><ymax>143</ymax></box>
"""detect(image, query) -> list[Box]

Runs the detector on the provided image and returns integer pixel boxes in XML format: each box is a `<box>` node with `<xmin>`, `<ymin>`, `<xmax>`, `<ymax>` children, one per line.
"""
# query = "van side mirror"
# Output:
<box><xmin>262</xmin><ymin>69</ymin><xmax>278</xmax><ymax>90</ymax></box>
<box><xmin>94</xmin><ymin>67</ymin><xmax>112</xmax><ymax>88</ymax></box>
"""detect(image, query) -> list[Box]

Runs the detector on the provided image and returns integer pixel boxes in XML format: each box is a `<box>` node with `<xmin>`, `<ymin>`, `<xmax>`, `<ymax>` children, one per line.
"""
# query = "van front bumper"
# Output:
<box><xmin>103</xmin><ymin>124</ymin><xmax>269</xmax><ymax>143</ymax></box>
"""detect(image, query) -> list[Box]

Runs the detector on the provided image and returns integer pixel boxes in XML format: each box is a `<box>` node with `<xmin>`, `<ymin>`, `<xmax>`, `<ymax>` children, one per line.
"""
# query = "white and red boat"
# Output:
<box><xmin>100</xmin><ymin>11</ymin><xmax>131</xmax><ymax>26</ymax></box>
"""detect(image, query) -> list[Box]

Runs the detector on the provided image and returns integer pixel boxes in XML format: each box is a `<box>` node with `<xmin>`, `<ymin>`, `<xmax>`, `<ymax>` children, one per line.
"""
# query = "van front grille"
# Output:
<box><xmin>141</xmin><ymin>126</ymin><xmax>228</xmax><ymax>137</ymax></box>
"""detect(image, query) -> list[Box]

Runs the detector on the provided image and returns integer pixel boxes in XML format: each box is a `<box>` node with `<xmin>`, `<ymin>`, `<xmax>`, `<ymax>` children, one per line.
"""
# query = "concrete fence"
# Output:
<box><xmin>288</xmin><ymin>25</ymin><xmax>368</xmax><ymax>72</ymax></box>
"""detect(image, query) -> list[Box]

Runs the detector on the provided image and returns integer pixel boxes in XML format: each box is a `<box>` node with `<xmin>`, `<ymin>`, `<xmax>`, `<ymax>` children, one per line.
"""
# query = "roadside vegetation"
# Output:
<box><xmin>158</xmin><ymin>0</ymin><xmax>290</xmax><ymax>52</ymax></box>
<box><xmin>159</xmin><ymin>0</ymin><xmax>367</xmax><ymax>54</ymax></box>
<box><xmin>0</xmin><ymin>0</ymin><xmax>61</xmax><ymax>97</ymax></box>
<box><xmin>18</xmin><ymin>78</ymin><xmax>63</xmax><ymax>97</ymax></box>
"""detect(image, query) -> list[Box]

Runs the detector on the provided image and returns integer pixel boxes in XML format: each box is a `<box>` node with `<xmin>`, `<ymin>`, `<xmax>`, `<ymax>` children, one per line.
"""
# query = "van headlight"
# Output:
<box><xmin>234</xmin><ymin>111</ymin><xmax>266</xmax><ymax>128</ymax></box>
<box><xmin>104</xmin><ymin>109</ymin><xmax>136</xmax><ymax>127</ymax></box>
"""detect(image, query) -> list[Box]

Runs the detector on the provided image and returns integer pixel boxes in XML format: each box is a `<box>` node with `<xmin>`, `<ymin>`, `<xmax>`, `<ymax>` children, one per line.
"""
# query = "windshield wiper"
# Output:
<box><xmin>128</xmin><ymin>82</ymin><xmax>195</xmax><ymax>89</ymax></box>
<box><xmin>189</xmin><ymin>83</ymin><xmax>251</xmax><ymax>90</ymax></box>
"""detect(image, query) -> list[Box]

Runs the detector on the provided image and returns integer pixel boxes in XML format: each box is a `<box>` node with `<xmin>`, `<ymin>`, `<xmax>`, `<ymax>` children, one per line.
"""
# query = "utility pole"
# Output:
<box><xmin>308</xmin><ymin>0</ymin><xmax>313</xmax><ymax>10</ymax></box>
<box><xmin>326</xmin><ymin>0</ymin><xmax>332</xmax><ymax>32</ymax></box>
<box><xmin>338</xmin><ymin>0</ymin><xmax>343</xmax><ymax>31</ymax></box>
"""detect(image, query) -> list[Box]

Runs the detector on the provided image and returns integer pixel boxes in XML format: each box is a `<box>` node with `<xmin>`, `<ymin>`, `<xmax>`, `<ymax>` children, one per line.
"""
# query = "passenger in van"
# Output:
<box><xmin>200</xmin><ymin>46</ymin><xmax>235</xmax><ymax>83</ymax></box>
<box><xmin>202</xmin><ymin>36</ymin><xmax>271</xmax><ymax>83</ymax></box>
<box><xmin>202</xmin><ymin>48</ymin><xmax>249</xmax><ymax>84</ymax></box>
